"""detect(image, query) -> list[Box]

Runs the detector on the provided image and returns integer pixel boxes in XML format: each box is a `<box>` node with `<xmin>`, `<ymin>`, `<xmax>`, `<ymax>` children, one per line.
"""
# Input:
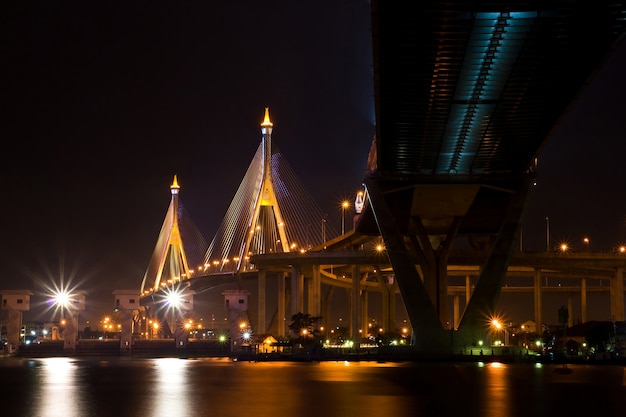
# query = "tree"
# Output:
<box><xmin>287</xmin><ymin>313</ymin><xmax>322</xmax><ymax>342</ymax></box>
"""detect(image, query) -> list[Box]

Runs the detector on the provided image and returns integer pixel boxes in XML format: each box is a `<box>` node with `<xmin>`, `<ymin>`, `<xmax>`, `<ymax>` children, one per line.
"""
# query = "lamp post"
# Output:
<box><xmin>545</xmin><ymin>216</ymin><xmax>550</xmax><ymax>251</ymax></box>
<box><xmin>491</xmin><ymin>318</ymin><xmax>508</xmax><ymax>346</ymax></box>
<box><xmin>583</xmin><ymin>237</ymin><xmax>590</xmax><ymax>251</ymax></box>
<box><xmin>341</xmin><ymin>201</ymin><xmax>349</xmax><ymax>234</ymax></box>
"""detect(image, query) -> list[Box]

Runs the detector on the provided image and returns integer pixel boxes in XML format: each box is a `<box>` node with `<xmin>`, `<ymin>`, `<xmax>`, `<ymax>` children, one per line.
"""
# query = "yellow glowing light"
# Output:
<box><xmin>261</xmin><ymin>107</ymin><xmax>273</xmax><ymax>127</ymax></box>
<box><xmin>171</xmin><ymin>175</ymin><xmax>180</xmax><ymax>190</ymax></box>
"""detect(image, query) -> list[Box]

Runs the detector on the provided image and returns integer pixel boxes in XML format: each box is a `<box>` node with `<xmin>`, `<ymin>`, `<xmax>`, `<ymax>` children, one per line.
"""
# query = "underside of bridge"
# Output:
<box><xmin>360</xmin><ymin>0</ymin><xmax>626</xmax><ymax>352</ymax></box>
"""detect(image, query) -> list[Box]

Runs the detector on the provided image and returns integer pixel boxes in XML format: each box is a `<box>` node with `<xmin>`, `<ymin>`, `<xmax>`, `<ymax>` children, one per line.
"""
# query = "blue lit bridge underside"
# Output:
<box><xmin>352</xmin><ymin>0</ymin><xmax>626</xmax><ymax>352</ymax></box>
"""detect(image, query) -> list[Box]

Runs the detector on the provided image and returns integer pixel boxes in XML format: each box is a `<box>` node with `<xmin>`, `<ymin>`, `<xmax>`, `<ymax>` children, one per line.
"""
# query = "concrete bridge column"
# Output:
<box><xmin>277</xmin><ymin>272</ymin><xmax>286</xmax><ymax>337</ymax></box>
<box><xmin>465</xmin><ymin>274</ymin><xmax>472</xmax><ymax>307</ymax></box>
<box><xmin>567</xmin><ymin>294</ymin><xmax>573</xmax><ymax>328</ymax></box>
<box><xmin>610</xmin><ymin>267</ymin><xmax>625</xmax><ymax>321</ymax></box>
<box><xmin>323</xmin><ymin>286</ymin><xmax>335</xmax><ymax>336</ymax></box>
<box><xmin>1</xmin><ymin>290</ymin><xmax>33</xmax><ymax>354</ymax></box>
<box><xmin>361</xmin><ymin>289</ymin><xmax>369</xmax><ymax>338</ymax></box>
<box><xmin>113</xmin><ymin>290</ymin><xmax>141</xmax><ymax>352</ymax></box>
<box><xmin>389</xmin><ymin>282</ymin><xmax>397</xmax><ymax>332</ymax></box>
<box><xmin>223</xmin><ymin>290</ymin><xmax>250</xmax><ymax>353</ymax></box>
<box><xmin>350</xmin><ymin>264</ymin><xmax>360</xmax><ymax>340</ymax></box>
<box><xmin>63</xmin><ymin>309</ymin><xmax>79</xmax><ymax>352</ymax></box>
<box><xmin>378</xmin><ymin>274</ymin><xmax>391</xmax><ymax>335</ymax></box>
<box><xmin>533</xmin><ymin>268</ymin><xmax>542</xmax><ymax>331</ymax></box>
<box><xmin>307</xmin><ymin>265</ymin><xmax>322</xmax><ymax>317</ymax></box>
<box><xmin>453</xmin><ymin>294</ymin><xmax>460</xmax><ymax>330</ymax></box>
<box><xmin>257</xmin><ymin>269</ymin><xmax>266</xmax><ymax>334</ymax></box>
<box><xmin>581</xmin><ymin>278</ymin><xmax>587</xmax><ymax>324</ymax></box>
<box><xmin>291</xmin><ymin>266</ymin><xmax>304</xmax><ymax>317</ymax></box>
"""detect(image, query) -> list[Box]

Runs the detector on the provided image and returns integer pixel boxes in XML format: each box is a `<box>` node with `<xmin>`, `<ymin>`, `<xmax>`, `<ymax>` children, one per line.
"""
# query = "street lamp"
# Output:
<box><xmin>490</xmin><ymin>318</ymin><xmax>508</xmax><ymax>346</ymax></box>
<box><xmin>583</xmin><ymin>237</ymin><xmax>590</xmax><ymax>251</ymax></box>
<box><xmin>341</xmin><ymin>200</ymin><xmax>350</xmax><ymax>234</ymax></box>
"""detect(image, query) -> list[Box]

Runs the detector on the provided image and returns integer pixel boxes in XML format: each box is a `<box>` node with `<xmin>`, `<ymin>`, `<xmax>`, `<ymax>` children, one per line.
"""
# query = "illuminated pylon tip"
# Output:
<box><xmin>171</xmin><ymin>175</ymin><xmax>180</xmax><ymax>192</ymax></box>
<box><xmin>261</xmin><ymin>107</ymin><xmax>273</xmax><ymax>127</ymax></box>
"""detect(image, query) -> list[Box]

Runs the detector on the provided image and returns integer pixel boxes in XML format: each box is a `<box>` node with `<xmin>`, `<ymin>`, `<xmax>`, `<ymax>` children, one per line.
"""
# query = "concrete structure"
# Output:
<box><xmin>223</xmin><ymin>289</ymin><xmax>250</xmax><ymax>353</ymax></box>
<box><xmin>113</xmin><ymin>289</ymin><xmax>142</xmax><ymax>352</ymax></box>
<box><xmin>1</xmin><ymin>290</ymin><xmax>33</xmax><ymax>353</ymax></box>
<box><xmin>61</xmin><ymin>291</ymin><xmax>86</xmax><ymax>352</ymax></box>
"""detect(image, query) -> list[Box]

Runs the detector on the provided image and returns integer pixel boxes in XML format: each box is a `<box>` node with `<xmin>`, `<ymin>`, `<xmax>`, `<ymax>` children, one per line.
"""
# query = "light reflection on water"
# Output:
<box><xmin>481</xmin><ymin>362</ymin><xmax>510</xmax><ymax>417</ymax></box>
<box><xmin>151</xmin><ymin>358</ymin><xmax>190</xmax><ymax>417</ymax></box>
<box><xmin>31</xmin><ymin>357</ymin><xmax>87</xmax><ymax>417</ymax></box>
<box><xmin>1</xmin><ymin>357</ymin><xmax>625</xmax><ymax>417</ymax></box>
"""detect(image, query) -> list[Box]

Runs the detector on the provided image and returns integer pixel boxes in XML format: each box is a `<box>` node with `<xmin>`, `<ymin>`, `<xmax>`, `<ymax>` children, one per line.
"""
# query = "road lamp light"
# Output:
<box><xmin>583</xmin><ymin>237</ymin><xmax>590</xmax><ymax>251</ymax></box>
<box><xmin>490</xmin><ymin>318</ymin><xmax>508</xmax><ymax>346</ymax></box>
<box><xmin>341</xmin><ymin>200</ymin><xmax>350</xmax><ymax>234</ymax></box>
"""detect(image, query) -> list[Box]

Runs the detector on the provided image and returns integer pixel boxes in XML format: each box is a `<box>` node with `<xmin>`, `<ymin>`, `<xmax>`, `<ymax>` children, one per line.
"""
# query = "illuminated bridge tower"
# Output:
<box><xmin>140</xmin><ymin>176</ymin><xmax>203</xmax><ymax>342</ymax></box>
<box><xmin>204</xmin><ymin>108</ymin><xmax>331</xmax><ymax>274</ymax></box>
<box><xmin>140</xmin><ymin>175</ymin><xmax>192</xmax><ymax>294</ymax></box>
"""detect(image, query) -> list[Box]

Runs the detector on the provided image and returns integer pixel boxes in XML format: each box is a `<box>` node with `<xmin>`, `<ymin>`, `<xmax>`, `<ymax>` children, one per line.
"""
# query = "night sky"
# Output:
<box><xmin>2</xmin><ymin>2</ymin><xmax>625</xmax><ymax>325</ymax></box>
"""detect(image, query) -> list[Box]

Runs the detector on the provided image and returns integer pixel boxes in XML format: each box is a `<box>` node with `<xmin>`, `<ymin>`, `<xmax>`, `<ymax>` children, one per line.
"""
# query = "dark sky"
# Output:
<box><xmin>2</xmin><ymin>1</ymin><xmax>625</xmax><ymax>325</ymax></box>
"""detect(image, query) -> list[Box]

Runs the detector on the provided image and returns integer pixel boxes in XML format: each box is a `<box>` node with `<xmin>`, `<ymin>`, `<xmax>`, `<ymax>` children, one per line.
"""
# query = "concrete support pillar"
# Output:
<box><xmin>380</xmin><ymin>278</ymin><xmax>391</xmax><ymax>335</ymax></box>
<box><xmin>1</xmin><ymin>290</ymin><xmax>33</xmax><ymax>354</ymax></box>
<box><xmin>291</xmin><ymin>266</ymin><xmax>304</xmax><ymax>317</ymax></box>
<box><xmin>581</xmin><ymin>278</ymin><xmax>587</xmax><ymax>324</ymax></box>
<box><xmin>610</xmin><ymin>267</ymin><xmax>625</xmax><ymax>321</ymax></box>
<box><xmin>113</xmin><ymin>290</ymin><xmax>141</xmax><ymax>352</ymax></box>
<box><xmin>223</xmin><ymin>290</ymin><xmax>249</xmax><ymax>353</ymax></box>
<box><xmin>533</xmin><ymin>268</ymin><xmax>542</xmax><ymax>332</ymax></box>
<box><xmin>465</xmin><ymin>274</ymin><xmax>472</xmax><ymax>308</ymax></box>
<box><xmin>311</xmin><ymin>266</ymin><xmax>321</xmax><ymax>317</ymax></box>
<box><xmin>453</xmin><ymin>294</ymin><xmax>460</xmax><ymax>330</ymax></box>
<box><xmin>118</xmin><ymin>308</ymin><xmax>134</xmax><ymax>352</ymax></box>
<box><xmin>350</xmin><ymin>264</ymin><xmax>360</xmax><ymax>340</ymax></box>
<box><xmin>257</xmin><ymin>269</ymin><xmax>266</xmax><ymax>334</ymax></box>
<box><xmin>5</xmin><ymin>310</ymin><xmax>24</xmax><ymax>352</ymax></box>
<box><xmin>390</xmin><ymin>284</ymin><xmax>397</xmax><ymax>331</ymax></box>
<box><xmin>567</xmin><ymin>294</ymin><xmax>573</xmax><ymax>328</ymax></box>
<box><xmin>63</xmin><ymin>309</ymin><xmax>79</xmax><ymax>352</ymax></box>
<box><xmin>277</xmin><ymin>272</ymin><xmax>286</xmax><ymax>337</ymax></box>
<box><xmin>361</xmin><ymin>290</ymin><xmax>369</xmax><ymax>338</ymax></box>
<box><xmin>323</xmin><ymin>286</ymin><xmax>335</xmax><ymax>333</ymax></box>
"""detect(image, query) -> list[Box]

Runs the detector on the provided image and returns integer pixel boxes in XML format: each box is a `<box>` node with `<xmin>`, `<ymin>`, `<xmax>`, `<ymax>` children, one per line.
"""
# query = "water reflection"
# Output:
<box><xmin>481</xmin><ymin>362</ymin><xmax>510</xmax><ymax>417</ymax></box>
<box><xmin>32</xmin><ymin>358</ymin><xmax>88</xmax><ymax>417</ymax></box>
<box><xmin>151</xmin><ymin>358</ymin><xmax>190</xmax><ymax>417</ymax></box>
<box><xmin>2</xmin><ymin>358</ymin><xmax>625</xmax><ymax>417</ymax></box>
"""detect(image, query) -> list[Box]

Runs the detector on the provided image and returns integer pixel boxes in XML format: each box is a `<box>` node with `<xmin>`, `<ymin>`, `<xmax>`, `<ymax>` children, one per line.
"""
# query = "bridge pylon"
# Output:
<box><xmin>140</xmin><ymin>175</ymin><xmax>193</xmax><ymax>294</ymax></box>
<box><xmin>204</xmin><ymin>108</ymin><xmax>332</xmax><ymax>275</ymax></box>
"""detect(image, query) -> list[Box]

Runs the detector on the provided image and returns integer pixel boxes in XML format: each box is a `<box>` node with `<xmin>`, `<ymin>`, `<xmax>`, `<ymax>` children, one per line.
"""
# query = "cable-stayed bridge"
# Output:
<box><xmin>138</xmin><ymin>108</ymin><xmax>345</xmax><ymax>341</ymax></box>
<box><xmin>140</xmin><ymin>108</ymin><xmax>338</xmax><ymax>293</ymax></box>
<box><xmin>135</xmin><ymin>1</ymin><xmax>626</xmax><ymax>353</ymax></box>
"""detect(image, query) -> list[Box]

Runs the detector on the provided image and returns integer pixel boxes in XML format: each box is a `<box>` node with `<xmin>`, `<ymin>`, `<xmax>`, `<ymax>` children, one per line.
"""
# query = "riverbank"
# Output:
<box><xmin>5</xmin><ymin>342</ymin><xmax>624</xmax><ymax>365</ymax></box>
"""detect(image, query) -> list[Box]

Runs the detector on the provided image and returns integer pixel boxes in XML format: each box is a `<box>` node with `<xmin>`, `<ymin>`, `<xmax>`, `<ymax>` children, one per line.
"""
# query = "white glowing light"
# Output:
<box><xmin>166</xmin><ymin>290</ymin><xmax>183</xmax><ymax>308</ymax></box>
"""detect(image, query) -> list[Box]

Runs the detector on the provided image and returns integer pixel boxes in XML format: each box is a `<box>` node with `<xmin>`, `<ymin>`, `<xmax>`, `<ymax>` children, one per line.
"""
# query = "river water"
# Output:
<box><xmin>1</xmin><ymin>357</ymin><xmax>625</xmax><ymax>417</ymax></box>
